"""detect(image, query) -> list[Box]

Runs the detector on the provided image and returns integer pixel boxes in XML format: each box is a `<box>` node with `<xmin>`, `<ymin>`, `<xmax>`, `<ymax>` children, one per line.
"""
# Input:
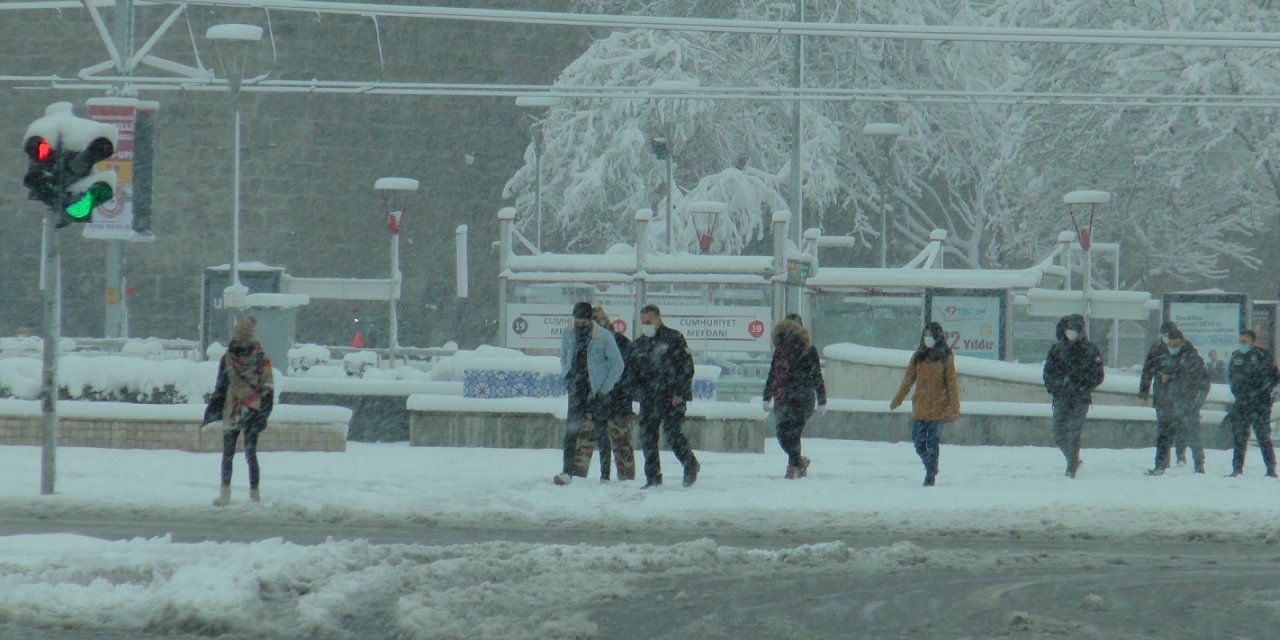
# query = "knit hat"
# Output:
<box><xmin>572</xmin><ymin>302</ymin><xmax>593</xmax><ymax>320</ymax></box>
<box><xmin>231</xmin><ymin>316</ymin><xmax>257</xmax><ymax>344</ymax></box>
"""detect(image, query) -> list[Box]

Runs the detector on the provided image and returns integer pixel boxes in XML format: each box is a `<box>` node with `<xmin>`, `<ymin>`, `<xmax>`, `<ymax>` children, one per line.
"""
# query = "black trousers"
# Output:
<box><xmin>221</xmin><ymin>424</ymin><xmax>264</xmax><ymax>489</ymax></box>
<box><xmin>1051</xmin><ymin>400</ymin><xmax>1088</xmax><ymax>472</ymax></box>
<box><xmin>639</xmin><ymin>396</ymin><xmax>697</xmax><ymax>484</ymax></box>
<box><xmin>1231</xmin><ymin>402</ymin><xmax>1277</xmax><ymax>473</ymax></box>
<box><xmin>775</xmin><ymin>402</ymin><xmax>813</xmax><ymax>468</ymax></box>
<box><xmin>1154</xmin><ymin>410</ymin><xmax>1203</xmax><ymax>470</ymax></box>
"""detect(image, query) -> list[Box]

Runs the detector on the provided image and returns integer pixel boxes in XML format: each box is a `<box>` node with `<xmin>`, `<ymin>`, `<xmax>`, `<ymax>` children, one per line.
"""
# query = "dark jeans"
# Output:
<box><xmin>911</xmin><ymin>420</ymin><xmax>944</xmax><ymax>478</ymax></box>
<box><xmin>1155</xmin><ymin>411</ymin><xmax>1204</xmax><ymax>470</ymax></box>
<box><xmin>563</xmin><ymin>393</ymin><xmax>609</xmax><ymax>476</ymax></box>
<box><xmin>1231</xmin><ymin>402</ymin><xmax>1277</xmax><ymax>473</ymax></box>
<box><xmin>1052</xmin><ymin>400</ymin><xmax>1088</xmax><ymax>472</ymax></box>
<box><xmin>221</xmin><ymin>424</ymin><xmax>263</xmax><ymax>489</ymax></box>
<box><xmin>639</xmin><ymin>397</ymin><xmax>697</xmax><ymax>484</ymax></box>
<box><xmin>775</xmin><ymin>402</ymin><xmax>813</xmax><ymax>468</ymax></box>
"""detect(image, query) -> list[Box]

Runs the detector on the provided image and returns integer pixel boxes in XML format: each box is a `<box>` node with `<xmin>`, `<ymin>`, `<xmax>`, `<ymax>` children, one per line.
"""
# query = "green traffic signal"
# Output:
<box><xmin>64</xmin><ymin>182</ymin><xmax>113</xmax><ymax>221</ymax></box>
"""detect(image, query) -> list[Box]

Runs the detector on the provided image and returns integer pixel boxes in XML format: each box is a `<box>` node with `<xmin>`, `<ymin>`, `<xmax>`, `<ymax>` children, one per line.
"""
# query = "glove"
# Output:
<box><xmin>761</xmin><ymin>400</ymin><xmax>773</xmax><ymax>413</ymax></box>
<box><xmin>815</xmin><ymin>404</ymin><xmax>828</xmax><ymax>417</ymax></box>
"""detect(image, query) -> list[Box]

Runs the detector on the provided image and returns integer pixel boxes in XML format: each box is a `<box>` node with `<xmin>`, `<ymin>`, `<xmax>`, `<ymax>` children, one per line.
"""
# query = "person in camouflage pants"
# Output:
<box><xmin>569</xmin><ymin>307</ymin><xmax>637</xmax><ymax>480</ymax></box>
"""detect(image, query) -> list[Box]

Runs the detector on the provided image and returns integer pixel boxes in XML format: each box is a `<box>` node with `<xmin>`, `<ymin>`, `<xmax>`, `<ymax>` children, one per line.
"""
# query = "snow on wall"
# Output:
<box><xmin>0</xmin><ymin>398</ymin><xmax>351</xmax><ymax>426</ymax></box>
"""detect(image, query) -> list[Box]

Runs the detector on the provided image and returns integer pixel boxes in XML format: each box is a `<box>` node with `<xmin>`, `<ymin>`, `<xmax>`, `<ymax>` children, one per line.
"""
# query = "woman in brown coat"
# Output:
<box><xmin>889</xmin><ymin>322</ymin><xmax>960</xmax><ymax>486</ymax></box>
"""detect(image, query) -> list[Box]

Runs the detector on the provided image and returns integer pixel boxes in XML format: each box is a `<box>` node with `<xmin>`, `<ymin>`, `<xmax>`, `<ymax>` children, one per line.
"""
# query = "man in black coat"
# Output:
<box><xmin>1226</xmin><ymin>329</ymin><xmax>1279</xmax><ymax>477</ymax></box>
<box><xmin>1139</xmin><ymin>321</ymin><xmax>1191</xmax><ymax>465</ymax></box>
<box><xmin>1146</xmin><ymin>328</ymin><xmax>1210</xmax><ymax>475</ymax></box>
<box><xmin>630</xmin><ymin>304</ymin><xmax>700</xmax><ymax>488</ymax></box>
<box><xmin>1042</xmin><ymin>314</ymin><xmax>1105</xmax><ymax>478</ymax></box>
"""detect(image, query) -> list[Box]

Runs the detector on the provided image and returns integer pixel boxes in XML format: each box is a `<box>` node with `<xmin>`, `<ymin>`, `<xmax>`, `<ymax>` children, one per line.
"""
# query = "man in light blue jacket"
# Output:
<box><xmin>554</xmin><ymin>302</ymin><xmax>624</xmax><ymax>485</ymax></box>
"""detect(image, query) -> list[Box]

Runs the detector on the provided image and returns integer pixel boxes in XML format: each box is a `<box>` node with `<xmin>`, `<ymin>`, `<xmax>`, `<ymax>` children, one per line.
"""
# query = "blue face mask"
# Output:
<box><xmin>1237</xmin><ymin>343</ymin><xmax>1251</xmax><ymax>354</ymax></box>
<box><xmin>1169</xmin><ymin>347</ymin><xmax>1182</xmax><ymax>356</ymax></box>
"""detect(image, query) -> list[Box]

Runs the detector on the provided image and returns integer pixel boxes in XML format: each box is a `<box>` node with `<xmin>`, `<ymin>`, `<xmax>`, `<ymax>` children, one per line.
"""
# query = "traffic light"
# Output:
<box><xmin>59</xmin><ymin>135</ymin><xmax>116</xmax><ymax>226</ymax></box>
<box><xmin>21</xmin><ymin>102</ymin><xmax>119</xmax><ymax>227</ymax></box>
<box><xmin>22</xmin><ymin>135</ymin><xmax>60</xmax><ymax>207</ymax></box>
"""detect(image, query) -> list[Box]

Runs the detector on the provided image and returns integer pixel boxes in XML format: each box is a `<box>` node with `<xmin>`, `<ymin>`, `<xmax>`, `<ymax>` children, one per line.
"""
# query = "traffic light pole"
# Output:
<box><xmin>39</xmin><ymin>202</ymin><xmax>62</xmax><ymax>495</ymax></box>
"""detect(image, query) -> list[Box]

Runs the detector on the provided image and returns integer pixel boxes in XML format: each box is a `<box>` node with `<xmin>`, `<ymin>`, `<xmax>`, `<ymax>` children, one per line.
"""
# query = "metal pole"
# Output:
<box><xmin>105</xmin><ymin>0</ymin><xmax>133</xmax><ymax>339</ymax></box>
<box><xmin>534</xmin><ymin>124</ymin><xmax>542</xmax><ymax>253</ymax></box>
<box><xmin>879</xmin><ymin>178</ymin><xmax>887</xmax><ymax>268</ymax></box>
<box><xmin>665</xmin><ymin>142</ymin><xmax>674</xmax><ymax>253</ymax></box>
<box><xmin>40</xmin><ymin>204</ymin><xmax>61</xmax><ymax>495</ymax></box>
<box><xmin>1082</xmin><ymin>208</ymin><xmax>1093</xmax><ymax>329</ymax></box>
<box><xmin>389</xmin><ymin>230</ymin><xmax>399</xmax><ymax>367</ymax></box>
<box><xmin>230</xmin><ymin>71</ymin><xmax>242</xmax><ymax>290</ymax></box>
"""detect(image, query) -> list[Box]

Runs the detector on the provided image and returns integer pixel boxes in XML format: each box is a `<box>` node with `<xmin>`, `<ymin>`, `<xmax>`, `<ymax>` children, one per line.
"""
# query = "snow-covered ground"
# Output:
<box><xmin>1</xmin><ymin>438</ymin><xmax>1277</xmax><ymax>639</ymax></box>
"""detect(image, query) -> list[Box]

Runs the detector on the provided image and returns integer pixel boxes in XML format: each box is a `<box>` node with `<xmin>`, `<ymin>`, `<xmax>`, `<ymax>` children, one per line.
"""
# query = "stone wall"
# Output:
<box><xmin>409</xmin><ymin>411</ymin><xmax>767</xmax><ymax>454</ymax></box>
<box><xmin>0</xmin><ymin>414</ymin><xmax>346</xmax><ymax>452</ymax></box>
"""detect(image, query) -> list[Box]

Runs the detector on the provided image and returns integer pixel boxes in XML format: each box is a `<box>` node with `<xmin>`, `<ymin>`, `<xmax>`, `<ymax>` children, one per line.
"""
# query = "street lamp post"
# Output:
<box><xmin>651</xmin><ymin>79</ymin><xmax>700</xmax><ymax>253</ymax></box>
<box><xmin>206</xmin><ymin>23</ymin><xmax>263</xmax><ymax>311</ymax></box>
<box><xmin>515</xmin><ymin>95</ymin><xmax>560</xmax><ymax>253</ymax></box>
<box><xmin>375</xmin><ymin>177</ymin><xmax>420</xmax><ymax>369</ymax></box>
<box><xmin>863</xmin><ymin>122</ymin><xmax>904</xmax><ymax>268</ymax></box>
<box><xmin>1063</xmin><ymin>190</ymin><xmax>1110</xmax><ymax>328</ymax></box>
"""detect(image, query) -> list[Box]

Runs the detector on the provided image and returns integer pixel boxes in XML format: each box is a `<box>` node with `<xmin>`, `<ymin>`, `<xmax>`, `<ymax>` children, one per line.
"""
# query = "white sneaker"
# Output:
<box><xmin>553</xmin><ymin>473</ymin><xmax>572</xmax><ymax>485</ymax></box>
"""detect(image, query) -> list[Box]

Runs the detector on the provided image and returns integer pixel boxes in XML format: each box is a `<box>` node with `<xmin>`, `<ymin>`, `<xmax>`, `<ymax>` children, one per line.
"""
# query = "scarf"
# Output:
<box><xmin>223</xmin><ymin>342</ymin><xmax>273</xmax><ymax>423</ymax></box>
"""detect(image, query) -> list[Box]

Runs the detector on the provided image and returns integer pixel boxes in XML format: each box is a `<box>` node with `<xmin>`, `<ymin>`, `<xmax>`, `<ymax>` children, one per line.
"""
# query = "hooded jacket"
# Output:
<box><xmin>1042</xmin><ymin>314</ymin><xmax>1105</xmax><ymax>406</ymax></box>
<box><xmin>763</xmin><ymin>320</ymin><xmax>827</xmax><ymax>409</ymax></box>
<box><xmin>891</xmin><ymin>325</ymin><xmax>960</xmax><ymax>422</ymax></box>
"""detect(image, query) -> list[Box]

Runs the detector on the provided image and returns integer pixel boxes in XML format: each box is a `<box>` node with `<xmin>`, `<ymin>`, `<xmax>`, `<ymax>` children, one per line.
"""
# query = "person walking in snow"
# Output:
<box><xmin>1226</xmin><ymin>329</ymin><xmax>1279</xmax><ymax>477</ymax></box>
<box><xmin>1146</xmin><ymin>328</ymin><xmax>1210</xmax><ymax>476</ymax></box>
<box><xmin>890</xmin><ymin>322</ymin><xmax>960</xmax><ymax>487</ymax></box>
<box><xmin>763</xmin><ymin>318</ymin><xmax>827</xmax><ymax>479</ymax></box>
<box><xmin>1139</xmin><ymin>321</ymin><xmax>1190</xmax><ymax>466</ymax></box>
<box><xmin>1041</xmin><ymin>314</ymin><xmax>1105</xmax><ymax>478</ymax></box>
<box><xmin>567</xmin><ymin>307</ymin><xmax>638</xmax><ymax>481</ymax></box>
<box><xmin>553</xmin><ymin>302</ymin><xmax>624</xmax><ymax>486</ymax></box>
<box><xmin>630</xmin><ymin>304</ymin><xmax>700</xmax><ymax>488</ymax></box>
<box><xmin>205</xmin><ymin>316</ymin><xmax>275</xmax><ymax>506</ymax></box>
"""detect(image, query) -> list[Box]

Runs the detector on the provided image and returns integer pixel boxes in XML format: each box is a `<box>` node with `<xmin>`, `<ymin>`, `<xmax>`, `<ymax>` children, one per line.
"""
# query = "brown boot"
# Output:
<box><xmin>212</xmin><ymin>485</ymin><xmax>231</xmax><ymax>507</ymax></box>
<box><xmin>784</xmin><ymin>464</ymin><xmax>797</xmax><ymax>479</ymax></box>
<box><xmin>797</xmin><ymin>457</ymin><xmax>811</xmax><ymax>479</ymax></box>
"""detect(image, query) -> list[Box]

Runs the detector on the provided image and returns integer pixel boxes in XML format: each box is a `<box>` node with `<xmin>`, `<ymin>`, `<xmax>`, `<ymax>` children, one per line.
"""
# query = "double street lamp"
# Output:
<box><xmin>206</xmin><ymin>23</ymin><xmax>263</xmax><ymax>310</ymax></box>
<box><xmin>863</xmin><ymin>122</ymin><xmax>904</xmax><ymax>268</ymax></box>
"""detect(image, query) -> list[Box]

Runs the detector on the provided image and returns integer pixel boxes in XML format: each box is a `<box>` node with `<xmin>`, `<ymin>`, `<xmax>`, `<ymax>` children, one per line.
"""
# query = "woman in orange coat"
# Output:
<box><xmin>890</xmin><ymin>322</ymin><xmax>961</xmax><ymax>486</ymax></box>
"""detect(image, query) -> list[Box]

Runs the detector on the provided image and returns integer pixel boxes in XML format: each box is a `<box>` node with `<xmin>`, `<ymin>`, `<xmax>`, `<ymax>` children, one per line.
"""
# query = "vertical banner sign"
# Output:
<box><xmin>84</xmin><ymin>99</ymin><xmax>135</xmax><ymax>239</ymax></box>
<box><xmin>1250</xmin><ymin>302</ymin><xmax>1278</xmax><ymax>362</ymax></box>
<box><xmin>131</xmin><ymin>101</ymin><xmax>158</xmax><ymax>236</ymax></box>
<box><xmin>1163</xmin><ymin>293</ymin><xmax>1247</xmax><ymax>365</ymax></box>
<box><xmin>924</xmin><ymin>288</ymin><xmax>1008</xmax><ymax>360</ymax></box>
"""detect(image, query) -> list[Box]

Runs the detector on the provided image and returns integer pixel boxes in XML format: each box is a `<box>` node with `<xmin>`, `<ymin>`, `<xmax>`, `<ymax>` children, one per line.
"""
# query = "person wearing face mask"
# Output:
<box><xmin>1139</xmin><ymin>321</ymin><xmax>1190</xmax><ymax>465</ymax></box>
<box><xmin>1225</xmin><ymin>329</ymin><xmax>1279</xmax><ymax>477</ymax></box>
<box><xmin>553</xmin><ymin>302</ymin><xmax>624</xmax><ymax>486</ymax></box>
<box><xmin>1041</xmin><ymin>314</ymin><xmax>1105</xmax><ymax>478</ymax></box>
<box><xmin>1146</xmin><ymin>328</ymin><xmax>1210</xmax><ymax>475</ymax></box>
<box><xmin>762</xmin><ymin>318</ymin><xmax>827</xmax><ymax>479</ymax></box>
<box><xmin>630</xmin><ymin>304</ymin><xmax>700</xmax><ymax>488</ymax></box>
<box><xmin>566</xmin><ymin>307</ymin><xmax>638</xmax><ymax>482</ymax></box>
<box><xmin>889</xmin><ymin>322</ymin><xmax>960</xmax><ymax>487</ymax></box>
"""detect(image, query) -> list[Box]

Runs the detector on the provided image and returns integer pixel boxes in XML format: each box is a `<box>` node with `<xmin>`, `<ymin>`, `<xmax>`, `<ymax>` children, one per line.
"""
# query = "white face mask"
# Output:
<box><xmin>1160</xmin><ymin>335</ymin><xmax>1170</xmax><ymax>345</ymax></box>
<box><xmin>640</xmin><ymin>324</ymin><xmax>657</xmax><ymax>338</ymax></box>
<box><xmin>1064</xmin><ymin>329</ymin><xmax>1079</xmax><ymax>341</ymax></box>
<box><xmin>923</xmin><ymin>336</ymin><xmax>936</xmax><ymax>348</ymax></box>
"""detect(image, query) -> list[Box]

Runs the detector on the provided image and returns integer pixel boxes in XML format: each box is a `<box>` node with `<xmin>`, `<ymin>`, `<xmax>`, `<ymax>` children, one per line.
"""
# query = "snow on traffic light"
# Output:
<box><xmin>21</xmin><ymin>102</ymin><xmax>119</xmax><ymax>227</ymax></box>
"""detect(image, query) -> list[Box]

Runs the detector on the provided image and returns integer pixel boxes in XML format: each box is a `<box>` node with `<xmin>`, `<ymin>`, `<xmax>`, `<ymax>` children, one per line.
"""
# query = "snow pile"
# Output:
<box><xmin>428</xmin><ymin>346</ymin><xmax>561</xmax><ymax>380</ymax></box>
<box><xmin>118</xmin><ymin>338</ymin><xmax>165</xmax><ymax>356</ymax></box>
<box><xmin>0</xmin><ymin>355</ymin><xmax>218</xmax><ymax>403</ymax></box>
<box><xmin>287</xmin><ymin>343</ymin><xmax>331</xmax><ymax>373</ymax></box>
